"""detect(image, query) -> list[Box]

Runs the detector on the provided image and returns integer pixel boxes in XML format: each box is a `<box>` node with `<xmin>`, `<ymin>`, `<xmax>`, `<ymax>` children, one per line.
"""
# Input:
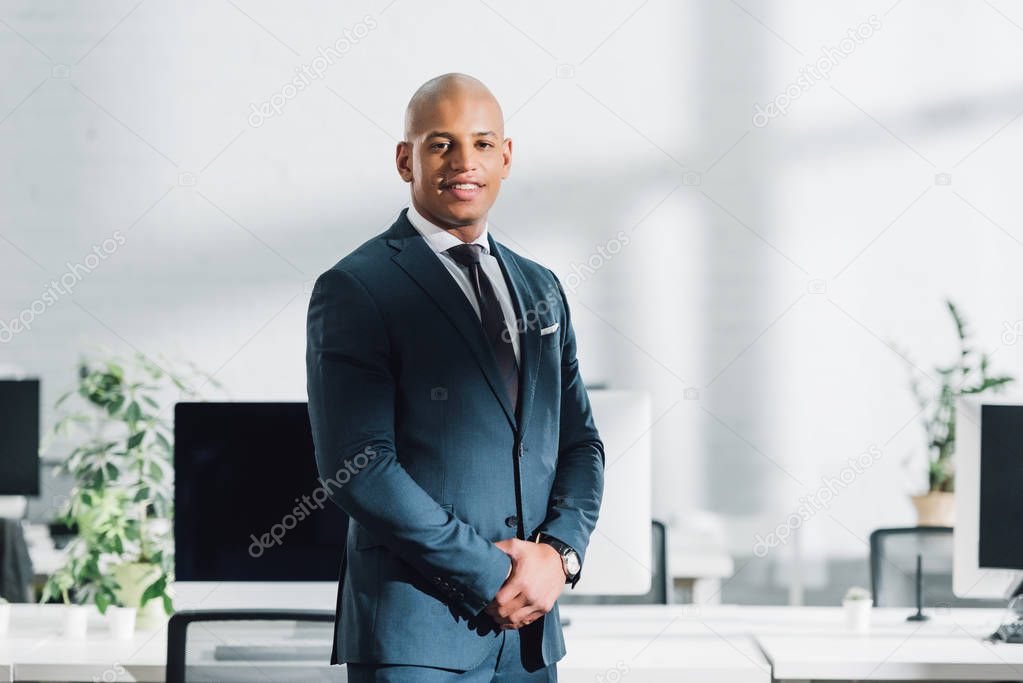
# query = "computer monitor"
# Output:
<box><xmin>174</xmin><ymin>402</ymin><xmax>348</xmax><ymax>582</ymax></box>
<box><xmin>172</xmin><ymin>394</ymin><xmax>652</xmax><ymax>608</ymax></box>
<box><xmin>0</xmin><ymin>378</ymin><xmax>40</xmax><ymax>496</ymax></box>
<box><xmin>953</xmin><ymin>397</ymin><xmax>1023</xmax><ymax>600</ymax></box>
<box><xmin>574</xmin><ymin>389</ymin><xmax>652</xmax><ymax>595</ymax></box>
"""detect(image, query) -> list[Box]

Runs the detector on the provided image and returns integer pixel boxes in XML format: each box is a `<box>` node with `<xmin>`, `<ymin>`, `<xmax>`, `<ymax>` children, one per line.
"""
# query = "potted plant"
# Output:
<box><xmin>105</xmin><ymin>598</ymin><xmax>138</xmax><ymax>640</ymax></box>
<box><xmin>904</xmin><ymin>301</ymin><xmax>1013</xmax><ymax>526</ymax></box>
<box><xmin>42</xmin><ymin>558</ymin><xmax>104</xmax><ymax>638</ymax></box>
<box><xmin>842</xmin><ymin>586</ymin><xmax>872</xmax><ymax>633</ymax></box>
<box><xmin>40</xmin><ymin>349</ymin><xmax>222</xmax><ymax>630</ymax></box>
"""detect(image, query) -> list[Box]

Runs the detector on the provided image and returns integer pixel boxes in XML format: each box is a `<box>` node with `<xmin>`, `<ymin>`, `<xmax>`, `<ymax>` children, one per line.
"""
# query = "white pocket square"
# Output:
<box><xmin>540</xmin><ymin>322</ymin><xmax>560</xmax><ymax>336</ymax></box>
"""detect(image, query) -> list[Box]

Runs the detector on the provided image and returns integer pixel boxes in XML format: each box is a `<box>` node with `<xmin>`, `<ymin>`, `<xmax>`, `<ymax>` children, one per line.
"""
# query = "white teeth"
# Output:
<box><xmin>450</xmin><ymin>183</ymin><xmax>479</xmax><ymax>190</ymax></box>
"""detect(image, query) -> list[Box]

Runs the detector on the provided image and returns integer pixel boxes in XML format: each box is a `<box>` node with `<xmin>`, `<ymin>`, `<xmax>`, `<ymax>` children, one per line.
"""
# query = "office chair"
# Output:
<box><xmin>0</xmin><ymin>518</ymin><xmax>32</xmax><ymax>602</ymax></box>
<box><xmin>166</xmin><ymin>609</ymin><xmax>338</xmax><ymax>682</ymax></box>
<box><xmin>559</xmin><ymin>519</ymin><xmax>670</xmax><ymax>605</ymax></box>
<box><xmin>869</xmin><ymin>527</ymin><xmax>1002</xmax><ymax>608</ymax></box>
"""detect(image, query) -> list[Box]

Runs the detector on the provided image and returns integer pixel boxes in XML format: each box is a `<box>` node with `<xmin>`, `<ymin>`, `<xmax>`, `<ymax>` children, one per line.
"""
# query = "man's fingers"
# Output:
<box><xmin>491</xmin><ymin>589</ymin><xmax>528</xmax><ymax>620</ymax></box>
<box><xmin>501</xmin><ymin>606</ymin><xmax>547</xmax><ymax>630</ymax></box>
<box><xmin>483</xmin><ymin>593</ymin><xmax>520</xmax><ymax>620</ymax></box>
<box><xmin>507</xmin><ymin>605</ymin><xmax>548</xmax><ymax>625</ymax></box>
<box><xmin>493</xmin><ymin>572</ymin><xmax>525</xmax><ymax>606</ymax></box>
<box><xmin>483</xmin><ymin>593</ymin><xmax>523</xmax><ymax>621</ymax></box>
<box><xmin>494</xmin><ymin>538</ymin><xmax>517</xmax><ymax>554</ymax></box>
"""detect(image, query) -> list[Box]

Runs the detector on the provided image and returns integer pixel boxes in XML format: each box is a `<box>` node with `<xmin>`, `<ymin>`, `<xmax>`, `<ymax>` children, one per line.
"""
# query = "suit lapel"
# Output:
<box><xmin>490</xmin><ymin>237</ymin><xmax>541</xmax><ymax>437</ymax></box>
<box><xmin>387</xmin><ymin>210</ymin><xmax>518</xmax><ymax>428</ymax></box>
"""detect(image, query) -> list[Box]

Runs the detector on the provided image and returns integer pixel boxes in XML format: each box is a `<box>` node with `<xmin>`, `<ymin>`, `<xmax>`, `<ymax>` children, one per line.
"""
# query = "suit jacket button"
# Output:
<box><xmin>505</xmin><ymin>515</ymin><xmax>518</xmax><ymax>528</ymax></box>
<box><xmin>517</xmin><ymin>443</ymin><xmax>525</xmax><ymax>458</ymax></box>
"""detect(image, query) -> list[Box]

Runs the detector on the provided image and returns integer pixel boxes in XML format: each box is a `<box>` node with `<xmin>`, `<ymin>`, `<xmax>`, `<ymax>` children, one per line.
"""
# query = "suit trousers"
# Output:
<box><xmin>345</xmin><ymin>626</ymin><xmax>558</xmax><ymax>682</ymax></box>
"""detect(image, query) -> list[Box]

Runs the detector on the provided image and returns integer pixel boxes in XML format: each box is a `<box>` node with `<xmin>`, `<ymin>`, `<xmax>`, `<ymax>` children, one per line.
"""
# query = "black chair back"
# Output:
<box><xmin>166</xmin><ymin>609</ymin><xmax>337</xmax><ymax>682</ymax></box>
<box><xmin>869</xmin><ymin>527</ymin><xmax>1002</xmax><ymax>608</ymax></box>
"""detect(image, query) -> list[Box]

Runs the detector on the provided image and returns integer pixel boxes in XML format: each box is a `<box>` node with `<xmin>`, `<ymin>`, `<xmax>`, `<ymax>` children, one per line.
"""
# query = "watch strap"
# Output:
<box><xmin>534</xmin><ymin>532</ymin><xmax>580</xmax><ymax>586</ymax></box>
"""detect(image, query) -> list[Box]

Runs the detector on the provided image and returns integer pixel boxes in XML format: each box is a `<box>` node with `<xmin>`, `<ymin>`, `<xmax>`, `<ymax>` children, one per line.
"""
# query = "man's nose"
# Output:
<box><xmin>448</xmin><ymin>145</ymin><xmax>478</xmax><ymax>172</ymax></box>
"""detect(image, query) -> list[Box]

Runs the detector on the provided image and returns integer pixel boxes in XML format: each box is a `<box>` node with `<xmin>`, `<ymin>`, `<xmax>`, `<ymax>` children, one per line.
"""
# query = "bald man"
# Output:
<box><xmin>306</xmin><ymin>73</ymin><xmax>604</xmax><ymax>681</ymax></box>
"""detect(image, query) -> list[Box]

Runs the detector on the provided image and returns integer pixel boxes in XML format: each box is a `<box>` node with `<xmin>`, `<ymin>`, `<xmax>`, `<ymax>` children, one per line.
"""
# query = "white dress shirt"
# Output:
<box><xmin>405</xmin><ymin>202</ymin><xmax>521</xmax><ymax>365</ymax></box>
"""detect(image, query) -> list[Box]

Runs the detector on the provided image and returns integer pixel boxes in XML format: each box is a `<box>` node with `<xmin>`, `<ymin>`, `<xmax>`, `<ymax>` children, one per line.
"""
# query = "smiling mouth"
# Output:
<box><xmin>441</xmin><ymin>182</ymin><xmax>485</xmax><ymax>200</ymax></box>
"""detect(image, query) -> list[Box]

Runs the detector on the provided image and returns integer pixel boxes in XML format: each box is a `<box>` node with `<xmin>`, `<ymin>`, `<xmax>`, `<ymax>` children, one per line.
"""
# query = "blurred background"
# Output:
<box><xmin>2</xmin><ymin>0</ymin><xmax>1022</xmax><ymax>606</ymax></box>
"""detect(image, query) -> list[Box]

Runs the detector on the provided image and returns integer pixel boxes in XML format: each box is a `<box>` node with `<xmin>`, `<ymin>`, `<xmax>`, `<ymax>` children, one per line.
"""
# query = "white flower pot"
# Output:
<box><xmin>0</xmin><ymin>603</ymin><xmax>10</xmax><ymax>636</ymax></box>
<box><xmin>62</xmin><ymin>604</ymin><xmax>89</xmax><ymax>639</ymax></box>
<box><xmin>843</xmin><ymin>598</ymin><xmax>873</xmax><ymax>633</ymax></box>
<box><xmin>111</xmin><ymin>562</ymin><xmax>166</xmax><ymax>630</ymax></box>
<box><xmin>107</xmin><ymin>606</ymin><xmax>137</xmax><ymax>640</ymax></box>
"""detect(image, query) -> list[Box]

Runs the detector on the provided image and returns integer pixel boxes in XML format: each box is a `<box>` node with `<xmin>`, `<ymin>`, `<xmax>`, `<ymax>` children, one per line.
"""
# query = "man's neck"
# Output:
<box><xmin>411</xmin><ymin>198</ymin><xmax>486</xmax><ymax>244</ymax></box>
<box><xmin>448</xmin><ymin>223</ymin><xmax>486</xmax><ymax>244</ymax></box>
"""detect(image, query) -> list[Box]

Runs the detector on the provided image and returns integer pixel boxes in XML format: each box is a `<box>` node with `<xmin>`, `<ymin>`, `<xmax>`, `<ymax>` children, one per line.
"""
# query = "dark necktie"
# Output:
<box><xmin>446</xmin><ymin>243</ymin><xmax>519</xmax><ymax>414</ymax></box>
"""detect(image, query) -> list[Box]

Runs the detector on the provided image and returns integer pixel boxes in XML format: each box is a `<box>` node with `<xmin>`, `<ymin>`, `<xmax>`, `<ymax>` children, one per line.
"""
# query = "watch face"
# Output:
<box><xmin>565</xmin><ymin>550</ymin><xmax>581</xmax><ymax>576</ymax></box>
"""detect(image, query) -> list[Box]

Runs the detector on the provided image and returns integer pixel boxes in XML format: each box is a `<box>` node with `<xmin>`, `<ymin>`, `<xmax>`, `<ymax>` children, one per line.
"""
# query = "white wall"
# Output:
<box><xmin>3</xmin><ymin>0</ymin><xmax>1022</xmax><ymax>600</ymax></box>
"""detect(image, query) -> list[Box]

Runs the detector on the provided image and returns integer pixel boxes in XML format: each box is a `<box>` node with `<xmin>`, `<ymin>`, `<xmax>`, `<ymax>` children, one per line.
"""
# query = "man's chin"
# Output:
<box><xmin>429</xmin><ymin>203</ymin><xmax>490</xmax><ymax>228</ymax></box>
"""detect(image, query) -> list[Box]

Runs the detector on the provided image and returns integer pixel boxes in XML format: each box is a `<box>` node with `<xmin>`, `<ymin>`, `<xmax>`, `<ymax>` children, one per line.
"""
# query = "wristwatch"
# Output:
<box><xmin>534</xmin><ymin>532</ymin><xmax>581</xmax><ymax>586</ymax></box>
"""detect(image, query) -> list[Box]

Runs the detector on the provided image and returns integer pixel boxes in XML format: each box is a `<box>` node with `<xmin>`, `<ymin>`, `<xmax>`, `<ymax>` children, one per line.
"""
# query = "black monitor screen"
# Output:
<box><xmin>979</xmin><ymin>403</ymin><xmax>1023</xmax><ymax>570</ymax></box>
<box><xmin>0</xmin><ymin>379</ymin><xmax>40</xmax><ymax>496</ymax></box>
<box><xmin>174</xmin><ymin>402</ymin><xmax>347</xmax><ymax>580</ymax></box>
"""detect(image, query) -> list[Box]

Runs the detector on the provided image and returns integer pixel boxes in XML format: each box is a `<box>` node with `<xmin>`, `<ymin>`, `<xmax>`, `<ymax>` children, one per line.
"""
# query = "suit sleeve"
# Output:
<box><xmin>306</xmin><ymin>266</ymin><xmax>512</xmax><ymax>616</ymax></box>
<box><xmin>535</xmin><ymin>271</ymin><xmax>605</xmax><ymax>581</ymax></box>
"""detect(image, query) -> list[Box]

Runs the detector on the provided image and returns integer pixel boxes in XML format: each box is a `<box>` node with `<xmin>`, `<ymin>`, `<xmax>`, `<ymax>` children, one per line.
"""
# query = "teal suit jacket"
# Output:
<box><xmin>305</xmin><ymin>208</ymin><xmax>604</xmax><ymax>670</ymax></box>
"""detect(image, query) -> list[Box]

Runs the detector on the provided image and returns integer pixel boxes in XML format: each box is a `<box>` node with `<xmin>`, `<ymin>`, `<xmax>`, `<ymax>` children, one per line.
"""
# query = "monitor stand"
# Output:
<box><xmin>989</xmin><ymin>584</ymin><xmax>1023</xmax><ymax>643</ymax></box>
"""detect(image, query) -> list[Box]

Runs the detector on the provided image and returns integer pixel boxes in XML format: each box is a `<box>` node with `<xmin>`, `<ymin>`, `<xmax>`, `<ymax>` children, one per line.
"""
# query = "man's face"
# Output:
<box><xmin>397</xmin><ymin>91</ymin><xmax>512</xmax><ymax>230</ymax></box>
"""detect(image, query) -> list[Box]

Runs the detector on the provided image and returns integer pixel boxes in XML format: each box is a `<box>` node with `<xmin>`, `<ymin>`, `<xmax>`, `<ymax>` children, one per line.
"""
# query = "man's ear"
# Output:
<box><xmin>502</xmin><ymin>137</ymin><xmax>512</xmax><ymax>180</ymax></box>
<box><xmin>396</xmin><ymin>141</ymin><xmax>413</xmax><ymax>183</ymax></box>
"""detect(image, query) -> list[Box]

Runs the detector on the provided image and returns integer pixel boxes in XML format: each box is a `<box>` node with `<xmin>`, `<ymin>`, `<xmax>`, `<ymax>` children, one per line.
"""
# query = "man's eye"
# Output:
<box><xmin>478</xmin><ymin>142</ymin><xmax>493</xmax><ymax>148</ymax></box>
<box><xmin>431</xmin><ymin>142</ymin><xmax>449</xmax><ymax>150</ymax></box>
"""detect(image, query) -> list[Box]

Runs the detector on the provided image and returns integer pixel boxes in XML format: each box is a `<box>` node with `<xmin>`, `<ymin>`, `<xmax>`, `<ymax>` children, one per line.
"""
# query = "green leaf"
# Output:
<box><xmin>140</xmin><ymin>574</ymin><xmax>167</xmax><ymax>608</ymax></box>
<box><xmin>127</xmin><ymin>431</ymin><xmax>146</xmax><ymax>449</ymax></box>
<box><xmin>125</xmin><ymin>401</ymin><xmax>142</xmax><ymax>424</ymax></box>
<box><xmin>154</xmin><ymin>431</ymin><xmax>171</xmax><ymax>452</ymax></box>
<box><xmin>106</xmin><ymin>395</ymin><xmax>125</xmax><ymax>416</ymax></box>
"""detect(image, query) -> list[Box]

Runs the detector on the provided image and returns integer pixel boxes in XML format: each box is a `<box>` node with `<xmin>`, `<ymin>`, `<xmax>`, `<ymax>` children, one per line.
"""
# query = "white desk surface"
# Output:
<box><xmin>762</xmin><ymin>633</ymin><xmax>1023</xmax><ymax>682</ymax></box>
<box><xmin>1</xmin><ymin>604</ymin><xmax>1017</xmax><ymax>682</ymax></box>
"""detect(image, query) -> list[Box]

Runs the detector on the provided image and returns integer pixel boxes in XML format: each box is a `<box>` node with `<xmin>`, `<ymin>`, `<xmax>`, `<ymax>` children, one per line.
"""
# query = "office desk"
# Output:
<box><xmin>0</xmin><ymin>604</ymin><xmax>1016</xmax><ymax>682</ymax></box>
<box><xmin>762</xmin><ymin>633</ymin><xmax>1023</xmax><ymax>682</ymax></box>
<box><xmin>0</xmin><ymin>604</ymin><xmax>166</xmax><ymax>682</ymax></box>
<box><xmin>563</xmin><ymin>605</ymin><xmax>1021</xmax><ymax>682</ymax></box>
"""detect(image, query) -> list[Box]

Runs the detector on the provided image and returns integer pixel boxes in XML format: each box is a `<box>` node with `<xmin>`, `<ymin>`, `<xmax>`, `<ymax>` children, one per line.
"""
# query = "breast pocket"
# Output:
<box><xmin>539</xmin><ymin>319</ymin><xmax>561</xmax><ymax>360</ymax></box>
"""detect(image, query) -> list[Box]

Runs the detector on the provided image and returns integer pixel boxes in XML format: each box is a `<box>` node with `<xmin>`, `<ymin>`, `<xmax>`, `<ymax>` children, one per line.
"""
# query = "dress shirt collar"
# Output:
<box><xmin>406</xmin><ymin>201</ymin><xmax>490</xmax><ymax>256</ymax></box>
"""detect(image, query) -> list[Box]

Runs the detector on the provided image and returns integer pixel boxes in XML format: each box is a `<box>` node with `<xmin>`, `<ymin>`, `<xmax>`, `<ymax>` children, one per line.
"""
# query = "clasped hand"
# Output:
<box><xmin>483</xmin><ymin>538</ymin><xmax>565</xmax><ymax>630</ymax></box>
